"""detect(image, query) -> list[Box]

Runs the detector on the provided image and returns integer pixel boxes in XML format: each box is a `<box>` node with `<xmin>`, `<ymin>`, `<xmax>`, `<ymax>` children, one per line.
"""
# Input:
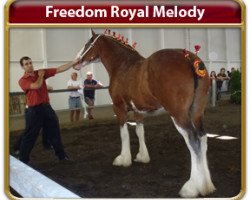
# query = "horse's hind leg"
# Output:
<box><xmin>171</xmin><ymin>115</ymin><xmax>215</xmax><ymax>198</ymax></box>
<box><xmin>112</xmin><ymin>104</ymin><xmax>132</xmax><ymax>167</ymax></box>
<box><xmin>191</xmin><ymin>114</ymin><xmax>215</xmax><ymax>195</ymax></box>
<box><xmin>134</xmin><ymin>112</ymin><xmax>150</xmax><ymax>163</ymax></box>
<box><xmin>190</xmin><ymin>91</ymin><xmax>216</xmax><ymax>196</ymax></box>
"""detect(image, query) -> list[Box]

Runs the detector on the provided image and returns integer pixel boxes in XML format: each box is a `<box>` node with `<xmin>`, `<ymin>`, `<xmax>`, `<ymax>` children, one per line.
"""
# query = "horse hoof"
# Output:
<box><xmin>113</xmin><ymin>155</ymin><xmax>132</xmax><ymax>167</ymax></box>
<box><xmin>134</xmin><ymin>153</ymin><xmax>150</xmax><ymax>163</ymax></box>
<box><xmin>200</xmin><ymin>181</ymin><xmax>216</xmax><ymax>196</ymax></box>
<box><xmin>179</xmin><ymin>180</ymin><xmax>199</xmax><ymax>198</ymax></box>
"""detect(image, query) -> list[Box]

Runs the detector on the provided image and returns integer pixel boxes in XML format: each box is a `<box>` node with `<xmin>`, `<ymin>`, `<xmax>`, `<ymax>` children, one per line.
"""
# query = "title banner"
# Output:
<box><xmin>8</xmin><ymin>0</ymin><xmax>242</xmax><ymax>24</ymax></box>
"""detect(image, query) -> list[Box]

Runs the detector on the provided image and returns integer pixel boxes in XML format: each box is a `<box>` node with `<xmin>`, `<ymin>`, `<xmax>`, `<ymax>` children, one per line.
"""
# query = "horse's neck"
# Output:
<box><xmin>98</xmin><ymin>37</ymin><xmax>145</xmax><ymax>77</ymax></box>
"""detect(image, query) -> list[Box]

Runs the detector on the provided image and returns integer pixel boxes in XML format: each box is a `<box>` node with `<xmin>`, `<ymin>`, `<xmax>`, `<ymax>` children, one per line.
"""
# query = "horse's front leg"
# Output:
<box><xmin>134</xmin><ymin>112</ymin><xmax>150</xmax><ymax>163</ymax></box>
<box><xmin>112</xmin><ymin>104</ymin><xmax>132</xmax><ymax>167</ymax></box>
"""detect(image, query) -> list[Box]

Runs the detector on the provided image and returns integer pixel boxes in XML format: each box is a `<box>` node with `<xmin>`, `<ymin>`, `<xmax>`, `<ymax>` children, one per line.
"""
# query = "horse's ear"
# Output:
<box><xmin>91</xmin><ymin>29</ymin><xmax>96</xmax><ymax>36</ymax></box>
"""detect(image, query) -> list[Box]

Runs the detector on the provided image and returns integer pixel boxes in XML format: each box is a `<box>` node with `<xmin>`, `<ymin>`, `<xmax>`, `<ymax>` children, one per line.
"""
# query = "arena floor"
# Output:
<box><xmin>10</xmin><ymin>102</ymin><xmax>242</xmax><ymax>198</ymax></box>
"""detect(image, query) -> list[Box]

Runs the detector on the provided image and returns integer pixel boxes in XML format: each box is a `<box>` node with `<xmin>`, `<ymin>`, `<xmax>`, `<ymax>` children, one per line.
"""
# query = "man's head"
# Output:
<box><xmin>20</xmin><ymin>56</ymin><xmax>34</xmax><ymax>73</ymax></box>
<box><xmin>71</xmin><ymin>72</ymin><xmax>78</xmax><ymax>81</ymax></box>
<box><xmin>220</xmin><ymin>68</ymin><xmax>226</xmax><ymax>74</ymax></box>
<box><xmin>86</xmin><ymin>71</ymin><xmax>93</xmax><ymax>81</ymax></box>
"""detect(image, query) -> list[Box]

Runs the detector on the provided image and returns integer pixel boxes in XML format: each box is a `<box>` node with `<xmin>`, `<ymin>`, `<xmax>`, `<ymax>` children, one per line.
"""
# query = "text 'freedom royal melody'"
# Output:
<box><xmin>46</xmin><ymin>5</ymin><xmax>206</xmax><ymax>21</ymax></box>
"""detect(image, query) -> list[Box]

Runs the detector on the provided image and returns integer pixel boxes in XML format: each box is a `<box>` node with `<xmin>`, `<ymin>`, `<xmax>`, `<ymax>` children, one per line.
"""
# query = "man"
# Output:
<box><xmin>14</xmin><ymin>84</ymin><xmax>54</xmax><ymax>155</ymax></box>
<box><xmin>18</xmin><ymin>56</ymin><xmax>79</xmax><ymax>163</ymax></box>
<box><xmin>67</xmin><ymin>72</ymin><xmax>83</xmax><ymax>122</ymax></box>
<box><xmin>83</xmin><ymin>71</ymin><xmax>103</xmax><ymax>119</ymax></box>
<box><xmin>227</xmin><ymin>67</ymin><xmax>236</xmax><ymax>78</ymax></box>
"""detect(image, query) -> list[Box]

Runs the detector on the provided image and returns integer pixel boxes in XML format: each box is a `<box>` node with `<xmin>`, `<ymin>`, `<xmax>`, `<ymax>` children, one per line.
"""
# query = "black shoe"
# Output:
<box><xmin>43</xmin><ymin>145</ymin><xmax>54</xmax><ymax>150</ymax></box>
<box><xmin>14</xmin><ymin>150</ymin><xmax>20</xmax><ymax>157</ymax></box>
<box><xmin>87</xmin><ymin>114</ymin><xmax>94</xmax><ymax>120</ymax></box>
<box><xmin>59</xmin><ymin>155</ymin><xmax>73</xmax><ymax>163</ymax></box>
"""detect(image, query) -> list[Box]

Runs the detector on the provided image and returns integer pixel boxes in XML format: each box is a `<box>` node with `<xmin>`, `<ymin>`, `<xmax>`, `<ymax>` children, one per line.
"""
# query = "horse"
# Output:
<box><xmin>74</xmin><ymin>29</ymin><xmax>215</xmax><ymax>198</ymax></box>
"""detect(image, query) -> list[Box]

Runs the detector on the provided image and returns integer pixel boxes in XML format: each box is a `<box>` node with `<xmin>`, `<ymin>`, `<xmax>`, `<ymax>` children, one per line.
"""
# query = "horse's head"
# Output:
<box><xmin>74</xmin><ymin>29</ymin><xmax>101</xmax><ymax>70</ymax></box>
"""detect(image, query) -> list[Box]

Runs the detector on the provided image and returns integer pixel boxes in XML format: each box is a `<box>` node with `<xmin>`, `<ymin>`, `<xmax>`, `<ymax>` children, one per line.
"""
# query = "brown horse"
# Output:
<box><xmin>75</xmin><ymin>30</ymin><xmax>215</xmax><ymax>198</ymax></box>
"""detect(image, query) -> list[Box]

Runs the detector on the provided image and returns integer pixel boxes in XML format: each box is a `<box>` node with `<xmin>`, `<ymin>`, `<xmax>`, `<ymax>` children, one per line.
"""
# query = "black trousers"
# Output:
<box><xmin>217</xmin><ymin>80</ymin><xmax>223</xmax><ymax>90</ymax></box>
<box><xmin>19</xmin><ymin>103</ymin><xmax>66</xmax><ymax>163</ymax></box>
<box><xmin>14</xmin><ymin>129</ymin><xmax>51</xmax><ymax>152</ymax></box>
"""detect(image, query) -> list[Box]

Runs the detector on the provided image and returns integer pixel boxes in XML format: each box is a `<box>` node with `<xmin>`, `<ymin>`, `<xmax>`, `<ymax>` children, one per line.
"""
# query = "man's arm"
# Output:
<box><xmin>84</xmin><ymin>81</ymin><xmax>103</xmax><ymax>89</ymax></box>
<box><xmin>68</xmin><ymin>86</ymin><xmax>81</xmax><ymax>90</ymax></box>
<box><xmin>95</xmin><ymin>80</ymin><xmax>103</xmax><ymax>89</ymax></box>
<box><xmin>30</xmin><ymin>70</ymin><xmax>45</xmax><ymax>89</ymax></box>
<box><xmin>67</xmin><ymin>80</ymin><xmax>82</xmax><ymax>90</ymax></box>
<box><xmin>95</xmin><ymin>83</ymin><xmax>103</xmax><ymax>88</ymax></box>
<box><xmin>84</xmin><ymin>84</ymin><xmax>95</xmax><ymax>88</ymax></box>
<box><xmin>56</xmin><ymin>59</ymin><xmax>80</xmax><ymax>74</ymax></box>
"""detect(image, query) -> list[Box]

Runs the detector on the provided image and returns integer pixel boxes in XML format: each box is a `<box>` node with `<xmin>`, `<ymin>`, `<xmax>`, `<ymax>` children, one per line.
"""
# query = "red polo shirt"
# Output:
<box><xmin>19</xmin><ymin>68</ymin><xmax>57</xmax><ymax>107</ymax></box>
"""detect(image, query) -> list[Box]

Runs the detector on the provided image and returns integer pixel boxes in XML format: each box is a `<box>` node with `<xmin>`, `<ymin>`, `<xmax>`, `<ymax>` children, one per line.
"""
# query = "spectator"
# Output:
<box><xmin>227</xmin><ymin>67</ymin><xmax>236</xmax><ymax>78</ymax></box>
<box><xmin>209</xmin><ymin>71</ymin><xmax>217</xmax><ymax>86</ymax></box>
<box><xmin>228</xmin><ymin>67</ymin><xmax>238</xmax><ymax>89</ymax></box>
<box><xmin>83</xmin><ymin>71</ymin><xmax>103</xmax><ymax>119</ymax></box>
<box><xmin>217</xmin><ymin>68</ymin><xmax>230</xmax><ymax>91</ymax></box>
<box><xmin>67</xmin><ymin>72</ymin><xmax>83</xmax><ymax>122</ymax></box>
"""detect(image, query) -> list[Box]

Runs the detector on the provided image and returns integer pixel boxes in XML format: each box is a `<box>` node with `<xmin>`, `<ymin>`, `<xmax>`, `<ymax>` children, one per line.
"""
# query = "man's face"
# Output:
<box><xmin>21</xmin><ymin>59</ymin><xmax>34</xmax><ymax>73</ymax></box>
<box><xmin>71</xmin><ymin>73</ymin><xmax>77</xmax><ymax>81</ymax></box>
<box><xmin>221</xmin><ymin>69</ymin><xmax>225</xmax><ymax>74</ymax></box>
<box><xmin>87</xmin><ymin>74</ymin><xmax>93</xmax><ymax>80</ymax></box>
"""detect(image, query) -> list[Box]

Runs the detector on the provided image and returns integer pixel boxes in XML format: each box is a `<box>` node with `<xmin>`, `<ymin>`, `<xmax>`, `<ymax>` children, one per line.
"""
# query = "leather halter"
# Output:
<box><xmin>78</xmin><ymin>34</ymin><xmax>102</xmax><ymax>59</ymax></box>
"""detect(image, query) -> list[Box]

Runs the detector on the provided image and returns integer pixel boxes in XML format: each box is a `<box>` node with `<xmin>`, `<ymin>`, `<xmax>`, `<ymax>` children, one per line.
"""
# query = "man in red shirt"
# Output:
<box><xmin>18</xmin><ymin>56</ymin><xmax>79</xmax><ymax>163</ymax></box>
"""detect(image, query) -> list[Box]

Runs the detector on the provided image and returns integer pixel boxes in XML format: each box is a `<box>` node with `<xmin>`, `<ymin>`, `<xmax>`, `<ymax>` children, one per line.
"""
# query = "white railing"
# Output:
<box><xmin>9</xmin><ymin>156</ymin><xmax>81</xmax><ymax>198</ymax></box>
<box><xmin>210</xmin><ymin>79</ymin><xmax>230</xmax><ymax>107</ymax></box>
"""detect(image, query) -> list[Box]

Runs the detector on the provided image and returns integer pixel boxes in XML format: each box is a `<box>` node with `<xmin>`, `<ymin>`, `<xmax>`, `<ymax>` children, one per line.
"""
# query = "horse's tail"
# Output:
<box><xmin>189</xmin><ymin>56</ymin><xmax>210</xmax><ymax>136</ymax></box>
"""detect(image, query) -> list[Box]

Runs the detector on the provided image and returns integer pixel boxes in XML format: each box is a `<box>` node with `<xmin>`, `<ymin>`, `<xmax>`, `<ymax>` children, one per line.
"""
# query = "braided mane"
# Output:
<box><xmin>105</xmin><ymin>35</ymin><xmax>137</xmax><ymax>51</ymax></box>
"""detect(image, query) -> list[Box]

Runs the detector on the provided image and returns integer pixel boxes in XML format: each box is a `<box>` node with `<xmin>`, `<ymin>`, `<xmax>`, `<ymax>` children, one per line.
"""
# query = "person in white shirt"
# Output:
<box><xmin>67</xmin><ymin>72</ymin><xmax>83</xmax><ymax>122</ymax></box>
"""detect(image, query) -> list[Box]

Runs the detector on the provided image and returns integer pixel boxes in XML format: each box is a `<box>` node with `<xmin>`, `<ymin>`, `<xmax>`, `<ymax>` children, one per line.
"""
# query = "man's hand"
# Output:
<box><xmin>38</xmin><ymin>70</ymin><xmax>45</xmax><ymax>77</ymax></box>
<box><xmin>67</xmin><ymin>85</ymin><xmax>82</xmax><ymax>90</ymax></box>
<box><xmin>47</xmin><ymin>85</ymin><xmax>53</xmax><ymax>91</ymax></box>
<box><xmin>72</xmin><ymin>57</ymin><xmax>81</xmax><ymax>70</ymax></box>
<box><xmin>72</xmin><ymin>57</ymin><xmax>81</xmax><ymax>67</ymax></box>
<box><xmin>95</xmin><ymin>84</ymin><xmax>102</xmax><ymax>89</ymax></box>
<box><xmin>30</xmin><ymin>69</ymin><xmax>45</xmax><ymax>89</ymax></box>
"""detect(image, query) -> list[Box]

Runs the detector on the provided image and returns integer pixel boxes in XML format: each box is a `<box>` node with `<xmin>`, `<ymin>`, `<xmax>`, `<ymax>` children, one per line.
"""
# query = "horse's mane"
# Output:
<box><xmin>103</xmin><ymin>35</ymin><xmax>144</xmax><ymax>58</ymax></box>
